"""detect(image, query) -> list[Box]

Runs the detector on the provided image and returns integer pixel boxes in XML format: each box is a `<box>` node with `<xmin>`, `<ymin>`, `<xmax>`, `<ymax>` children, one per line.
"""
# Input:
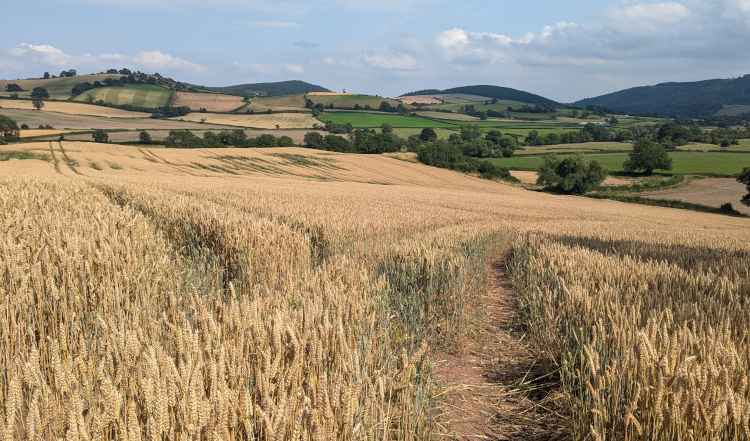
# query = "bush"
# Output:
<box><xmin>278</xmin><ymin>136</ymin><xmax>295</xmax><ymax>147</ymax></box>
<box><xmin>738</xmin><ymin>167</ymin><xmax>750</xmax><ymax>207</ymax></box>
<box><xmin>30</xmin><ymin>87</ymin><xmax>50</xmax><ymax>99</ymax></box>
<box><xmin>139</xmin><ymin>131</ymin><xmax>152</xmax><ymax>144</ymax></box>
<box><xmin>420</xmin><ymin>128</ymin><xmax>438</xmax><ymax>142</ymax></box>
<box><xmin>20</xmin><ymin>124</ymin><xmax>29</xmax><ymax>130</ymax></box>
<box><xmin>537</xmin><ymin>153</ymin><xmax>608</xmax><ymax>195</ymax></box>
<box><xmin>5</xmin><ymin>84</ymin><xmax>23</xmax><ymax>92</ymax></box>
<box><xmin>92</xmin><ymin>130</ymin><xmax>109</xmax><ymax>143</ymax></box>
<box><xmin>417</xmin><ymin>140</ymin><xmax>463</xmax><ymax>169</ymax></box>
<box><xmin>165</xmin><ymin>130</ymin><xmax>203</xmax><ymax>149</ymax></box>
<box><xmin>0</xmin><ymin>115</ymin><xmax>20</xmax><ymax>142</ymax></box>
<box><xmin>304</xmin><ymin>132</ymin><xmax>325</xmax><ymax>149</ymax></box>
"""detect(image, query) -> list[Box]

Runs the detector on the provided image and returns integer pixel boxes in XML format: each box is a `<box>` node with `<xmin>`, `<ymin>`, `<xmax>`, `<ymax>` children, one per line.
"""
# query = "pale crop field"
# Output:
<box><xmin>173</xmin><ymin>112</ymin><xmax>320</xmax><ymax>129</ymax></box>
<box><xmin>171</xmin><ymin>91</ymin><xmax>244</xmax><ymax>112</ymax></box>
<box><xmin>19</xmin><ymin>129</ymin><xmax>76</xmax><ymax>138</ymax></box>
<box><xmin>0</xmin><ymin>142</ymin><xmax>749</xmax><ymax>440</ymax></box>
<box><xmin>72</xmin><ymin>84</ymin><xmax>172</xmax><ymax>108</ymax></box>
<box><xmin>0</xmin><ymin>100</ymin><xmax>151</xmax><ymax>118</ymax></box>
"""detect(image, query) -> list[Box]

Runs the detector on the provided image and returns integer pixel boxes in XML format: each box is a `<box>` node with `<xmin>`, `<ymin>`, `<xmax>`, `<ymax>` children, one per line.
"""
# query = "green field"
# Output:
<box><xmin>0</xmin><ymin>74</ymin><xmax>122</xmax><ymax>100</ymax></box>
<box><xmin>72</xmin><ymin>84</ymin><xmax>172</xmax><ymax>108</ymax></box>
<box><xmin>489</xmin><ymin>151</ymin><xmax>750</xmax><ymax>175</ymax></box>
<box><xmin>317</xmin><ymin>113</ymin><xmax>458</xmax><ymax>128</ymax></box>
<box><xmin>308</xmin><ymin>94</ymin><xmax>406</xmax><ymax>109</ymax></box>
<box><xmin>715</xmin><ymin>105</ymin><xmax>750</xmax><ymax>116</ymax></box>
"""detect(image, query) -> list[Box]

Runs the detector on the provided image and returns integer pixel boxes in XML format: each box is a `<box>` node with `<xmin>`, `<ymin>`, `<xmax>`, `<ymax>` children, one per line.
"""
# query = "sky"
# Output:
<box><xmin>1</xmin><ymin>0</ymin><xmax>749</xmax><ymax>102</ymax></box>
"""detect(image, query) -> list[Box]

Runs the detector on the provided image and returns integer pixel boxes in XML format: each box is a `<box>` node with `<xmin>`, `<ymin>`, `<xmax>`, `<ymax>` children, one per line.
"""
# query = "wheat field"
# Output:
<box><xmin>0</xmin><ymin>142</ymin><xmax>749</xmax><ymax>440</ymax></box>
<box><xmin>172</xmin><ymin>113</ymin><xmax>319</xmax><ymax>129</ymax></box>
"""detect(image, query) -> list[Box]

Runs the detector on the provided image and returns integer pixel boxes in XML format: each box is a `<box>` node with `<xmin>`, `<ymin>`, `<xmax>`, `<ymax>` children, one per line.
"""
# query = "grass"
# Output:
<box><xmin>714</xmin><ymin>104</ymin><xmax>750</xmax><ymax>116</ymax></box>
<box><xmin>489</xmin><ymin>151</ymin><xmax>750</xmax><ymax>175</ymax></box>
<box><xmin>0</xmin><ymin>150</ymin><xmax>49</xmax><ymax>161</ymax></box>
<box><xmin>72</xmin><ymin>83</ymin><xmax>172</xmax><ymax>108</ymax></box>
<box><xmin>307</xmin><ymin>94</ymin><xmax>406</xmax><ymax>109</ymax></box>
<box><xmin>586</xmin><ymin>193</ymin><xmax>747</xmax><ymax>216</ymax></box>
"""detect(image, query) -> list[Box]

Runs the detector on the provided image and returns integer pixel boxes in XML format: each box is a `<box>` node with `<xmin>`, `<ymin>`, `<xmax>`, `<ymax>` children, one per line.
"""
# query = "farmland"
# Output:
<box><xmin>174</xmin><ymin>112</ymin><xmax>320</xmax><ymax>129</ymax></box>
<box><xmin>0</xmin><ymin>140</ymin><xmax>749</xmax><ymax>441</ymax></box>
<box><xmin>636</xmin><ymin>177</ymin><xmax>750</xmax><ymax>214</ymax></box>
<box><xmin>0</xmin><ymin>100</ymin><xmax>151</xmax><ymax>118</ymax></box>
<box><xmin>307</xmin><ymin>93</ymin><xmax>406</xmax><ymax>109</ymax></box>
<box><xmin>490</xmin><ymin>151</ymin><xmax>750</xmax><ymax>175</ymax></box>
<box><xmin>318</xmin><ymin>112</ymin><xmax>459</xmax><ymax>128</ymax></box>
<box><xmin>0</xmin><ymin>74</ymin><xmax>121</xmax><ymax>99</ymax></box>
<box><xmin>171</xmin><ymin>91</ymin><xmax>244</xmax><ymax>112</ymax></box>
<box><xmin>72</xmin><ymin>83</ymin><xmax>172</xmax><ymax>108</ymax></box>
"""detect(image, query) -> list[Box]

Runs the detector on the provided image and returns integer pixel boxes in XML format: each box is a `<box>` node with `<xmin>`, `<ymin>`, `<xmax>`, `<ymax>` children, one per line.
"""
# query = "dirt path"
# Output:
<box><xmin>434</xmin><ymin>257</ymin><xmax>568</xmax><ymax>440</ymax></box>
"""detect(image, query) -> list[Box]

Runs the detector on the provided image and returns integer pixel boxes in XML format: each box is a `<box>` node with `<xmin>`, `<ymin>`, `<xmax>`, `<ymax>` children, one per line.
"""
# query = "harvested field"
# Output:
<box><xmin>72</xmin><ymin>84</ymin><xmax>172</xmax><ymax>108</ymax></box>
<box><xmin>306</xmin><ymin>92</ymin><xmax>356</xmax><ymax>96</ymax></box>
<box><xmin>173</xmin><ymin>112</ymin><xmax>319</xmax><ymax>129</ymax></box>
<box><xmin>54</xmin><ymin>129</ymin><xmax>327</xmax><ymax>144</ymax></box>
<box><xmin>307</xmin><ymin>93</ymin><xmax>407</xmax><ymax>109</ymax></box>
<box><xmin>415</xmin><ymin>111</ymin><xmax>483</xmax><ymax>122</ymax></box>
<box><xmin>0</xmin><ymin>100</ymin><xmax>151</xmax><ymax>118</ymax></box>
<box><xmin>171</xmin><ymin>91</ymin><xmax>244</xmax><ymax>112</ymax></box>
<box><xmin>0</xmin><ymin>108</ymin><xmax>231</xmax><ymax>130</ymax></box>
<box><xmin>398</xmin><ymin>95</ymin><xmax>444</xmax><ymax>104</ymax></box>
<box><xmin>637</xmin><ymin>177</ymin><xmax>750</xmax><ymax>214</ymax></box>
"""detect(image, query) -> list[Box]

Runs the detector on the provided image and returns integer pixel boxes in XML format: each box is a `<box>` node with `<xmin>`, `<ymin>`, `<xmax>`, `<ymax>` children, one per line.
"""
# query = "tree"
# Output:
<box><xmin>86</xmin><ymin>93</ymin><xmax>95</xmax><ymax>104</ymax></box>
<box><xmin>92</xmin><ymin>130</ymin><xmax>109</xmax><ymax>143</ymax></box>
<box><xmin>5</xmin><ymin>84</ymin><xmax>23</xmax><ymax>92</ymax></box>
<box><xmin>536</xmin><ymin>153</ymin><xmax>608</xmax><ymax>195</ymax></box>
<box><xmin>32</xmin><ymin>100</ymin><xmax>44</xmax><ymax>111</ymax></box>
<box><xmin>623</xmin><ymin>139</ymin><xmax>673</xmax><ymax>174</ymax></box>
<box><xmin>738</xmin><ymin>167</ymin><xmax>750</xmax><ymax>207</ymax></box>
<box><xmin>30</xmin><ymin>87</ymin><xmax>49</xmax><ymax>99</ymax></box>
<box><xmin>106</xmin><ymin>69</ymin><xmax>119</xmax><ymax>74</ymax></box>
<box><xmin>165</xmin><ymin>130</ymin><xmax>203</xmax><ymax>148</ymax></box>
<box><xmin>0</xmin><ymin>115</ymin><xmax>20</xmax><ymax>141</ymax></box>
<box><xmin>381</xmin><ymin>122</ymin><xmax>393</xmax><ymax>134</ymax></box>
<box><xmin>460</xmin><ymin>124</ymin><xmax>483</xmax><ymax>142</ymax></box>
<box><xmin>9</xmin><ymin>93</ymin><xmax>18</xmax><ymax>99</ymax></box>
<box><xmin>416</xmin><ymin>140</ymin><xmax>463</xmax><ymax>169</ymax></box>
<box><xmin>379</xmin><ymin>102</ymin><xmax>393</xmax><ymax>112</ymax></box>
<box><xmin>139</xmin><ymin>131</ymin><xmax>152</xmax><ymax>144</ymax></box>
<box><xmin>305</xmin><ymin>99</ymin><xmax>314</xmax><ymax>109</ymax></box>
<box><xmin>571</xmin><ymin>109</ymin><xmax>579</xmax><ymax>118</ymax></box>
<box><xmin>43</xmin><ymin>72</ymin><xmax>50</xmax><ymax>79</ymax></box>
<box><xmin>304</xmin><ymin>132</ymin><xmax>325</xmax><ymax>149</ymax></box>
<box><xmin>420</xmin><ymin>128</ymin><xmax>438</xmax><ymax>142</ymax></box>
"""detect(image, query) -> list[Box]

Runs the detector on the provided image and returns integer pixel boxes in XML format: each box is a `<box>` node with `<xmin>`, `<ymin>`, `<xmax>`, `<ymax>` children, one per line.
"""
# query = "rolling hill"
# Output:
<box><xmin>0</xmin><ymin>74</ymin><xmax>122</xmax><ymax>99</ymax></box>
<box><xmin>400</xmin><ymin>85</ymin><xmax>560</xmax><ymax>107</ymax></box>
<box><xmin>208</xmin><ymin>80</ymin><xmax>331</xmax><ymax>96</ymax></box>
<box><xmin>572</xmin><ymin>75</ymin><xmax>750</xmax><ymax>117</ymax></box>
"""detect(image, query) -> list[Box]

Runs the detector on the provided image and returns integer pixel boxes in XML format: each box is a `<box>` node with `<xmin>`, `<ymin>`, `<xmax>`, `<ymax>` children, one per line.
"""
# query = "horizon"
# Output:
<box><xmin>2</xmin><ymin>0</ymin><xmax>749</xmax><ymax>102</ymax></box>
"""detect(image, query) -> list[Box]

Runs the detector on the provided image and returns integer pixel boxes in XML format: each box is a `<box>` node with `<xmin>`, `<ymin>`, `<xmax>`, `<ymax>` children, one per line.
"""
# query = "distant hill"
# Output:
<box><xmin>208</xmin><ymin>80</ymin><xmax>331</xmax><ymax>96</ymax></box>
<box><xmin>401</xmin><ymin>85</ymin><xmax>560</xmax><ymax>106</ymax></box>
<box><xmin>572</xmin><ymin>75</ymin><xmax>750</xmax><ymax>117</ymax></box>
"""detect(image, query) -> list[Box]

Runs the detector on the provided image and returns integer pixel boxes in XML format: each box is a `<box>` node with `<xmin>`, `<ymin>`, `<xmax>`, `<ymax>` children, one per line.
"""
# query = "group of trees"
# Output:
<box><xmin>443</xmin><ymin>125</ymin><xmax>519</xmax><ymax>158</ymax></box>
<box><xmin>416</xmin><ymin>140</ymin><xmax>518</xmax><ymax>182</ymax></box>
<box><xmin>304</xmin><ymin>124</ymin><xmax>404</xmax><ymax>154</ymax></box>
<box><xmin>458</xmin><ymin>104</ymin><xmax>505</xmax><ymax>120</ymax></box>
<box><xmin>5</xmin><ymin>84</ymin><xmax>23</xmax><ymax>92</ymax></box>
<box><xmin>58</xmin><ymin>69</ymin><xmax>77</xmax><ymax>78</ymax></box>
<box><xmin>72</xmin><ymin>74</ymin><xmax>160</xmax><ymax>96</ymax></box>
<box><xmin>537</xmin><ymin>153</ymin><xmax>608</xmax><ymax>194</ymax></box>
<box><xmin>164</xmin><ymin>130</ymin><xmax>295</xmax><ymax>149</ymax></box>
<box><xmin>0</xmin><ymin>115</ymin><xmax>20</xmax><ymax>144</ymax></box>
<box><xmin>508</xmin><ymin>104</ymin><xmax>558</xmax><ymax>114</ymax></box>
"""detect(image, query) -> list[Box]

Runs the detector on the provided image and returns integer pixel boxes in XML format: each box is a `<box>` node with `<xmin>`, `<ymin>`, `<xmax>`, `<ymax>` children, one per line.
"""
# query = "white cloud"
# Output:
<box><xmin>0</xmin><ymin>43</ymin><xmax>206</xmax><ymax>76</ymax></box>
<box><xmin>284</xmin><ymin>63</ymin><xmax>305</xmax><ymax>74</ymax></box>
<box><xmin>241</xmin><ymin>21</ymin><xmax>298</xmax><ymax>27</ymax></box>
<box><xmin>603</xmin><ymin>2</ymin><xmax>691</xmax><ymax>23</ymax></box>
<box><xmin>362</xmin><ymin>51</ymin><xmax>418</xmax><ymax>70</ymax></box>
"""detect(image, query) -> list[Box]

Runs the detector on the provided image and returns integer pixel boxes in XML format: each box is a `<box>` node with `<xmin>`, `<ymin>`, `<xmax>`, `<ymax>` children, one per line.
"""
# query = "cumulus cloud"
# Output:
<box><xmin>284</xmin><ymin>63</ymin><xmax>305</xmax><ymax>74</ymax></box>
<box><xmin>1</xmin><ymin>43</ymin><xmax>206</xmax><ymax>75</ymax></box>
<box><xmin>361</xmin><ymin>51</ymin><xmax>418</xmax><ymax>70</ymax></box>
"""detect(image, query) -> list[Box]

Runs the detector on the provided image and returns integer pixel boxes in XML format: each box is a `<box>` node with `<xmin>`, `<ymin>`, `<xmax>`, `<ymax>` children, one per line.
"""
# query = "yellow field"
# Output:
<box><xmin>306</xmin><ymin>92</ymin><xmax>356</xmax><ymax>96</ymax></box>
<box><xmin>398</xmin><ymin>95</ymin><xmax>444</xmax><ymax>104</ymax></box>
<box><xmin>19</xmin><ymin>129</ymin><xmax>75</xmax><ymax>138</ymax></box>
<box><xmin>0</xmin><ymin>100</ymin><xmax>151</xmax><ymax>118</ymax></box>
<box><xmin>173</xmin><ymin>112</ymin><xmax>319</xmax><ymax>129</ymax></box>
<box><xmin>0</xmin><ymin>142</ymin><xmax>749</xmax><ymax>440</ymax></box>
<box><xmin>172</xmin><ymin>91</ymin><xmax>244</xmax><ymax>112</ymax></box>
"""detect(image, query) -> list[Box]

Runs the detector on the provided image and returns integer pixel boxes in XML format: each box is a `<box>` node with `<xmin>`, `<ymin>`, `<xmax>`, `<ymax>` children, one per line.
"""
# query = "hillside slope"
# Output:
<box><xmin>208</xmin><ymin>80</ymin><xmax>331</xmax><ymax>96</ymax></box>
<box><xmin>401</xmin><ymin>85</ymin><xmax>560</xmax><ymax>106</ymax></box>
<box><xmin>573</xmin><ymin>75</ymin><xmax>750</xmax><ymax>117</ymax></box>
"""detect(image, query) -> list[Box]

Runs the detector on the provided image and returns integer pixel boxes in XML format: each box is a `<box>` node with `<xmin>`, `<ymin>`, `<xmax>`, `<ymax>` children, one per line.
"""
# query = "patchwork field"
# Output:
<box><xmin>397</xmin><ymin>95</ymin><xmax>444</xmax><ymax>104</ymax></box>
<box><xmin>53</xmin><ymin>129</ymin><xmax>328</xmax><ymax>144</ymax></box>
<box><xmin>318</xmin><ymin>112</ymin><xmax>459</xmax><ymax>128</ymax></box>
<box><xmin>0</xmin><ymin>108</ymin><xmax>234</xmax><ymax>130</ymax></box>
<box><xmin>174</xmin><ymin>112</ymin><xmax>320</xmax><ymax>129</ymax></box>
<box><xmin>490</xmin><ymin>151</ymin><xmax>750</xmax><ymax>176</ymax></box>
<box><xmin>0</xmin><ymin>74</ymin><xmax>122</xmax><ymax>99</ymax></box>
<box><xmin>1</xmin><ymin>141</ymin><xmax>748</xmax><ymax>441</ymax></box>
<box><xmin>307</xmin><ymin>93</ymin><xmax>406</xmax><ymax>109</ymax></box>
<box><xmin>171</xmin><ymin>91</ymin><xmax>244</xmax><ymax>112</ymax></box>
<box><xmin>1</xmin><ymin>100</ymin><xmax>151</xmax><ymax>118</ymax></box>
<box><xmin>19</xmin><ymin>129</ymin><xmax>77</xmax><ymax>138</ymax></box>
<box><xmin>72</xmin><ymin>84</ymin><xmax>172</xmax><ymax>108</ymax></box>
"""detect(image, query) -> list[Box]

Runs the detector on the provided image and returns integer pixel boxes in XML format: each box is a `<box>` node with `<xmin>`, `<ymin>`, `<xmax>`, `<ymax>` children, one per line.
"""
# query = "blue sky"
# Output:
<box><xmin>2</xmin><ymin>0</ymin><xmax>749</xmax><ymax>102</ymax></box>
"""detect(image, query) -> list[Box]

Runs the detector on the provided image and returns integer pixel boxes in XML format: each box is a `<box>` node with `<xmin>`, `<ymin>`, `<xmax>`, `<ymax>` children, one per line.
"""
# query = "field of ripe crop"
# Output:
<box><xmin>248</xmin><ymin>93</ymin><xmax>307</xmax><ymax>110</ymax></box>
<box><xmin>72</xmin><ymin>84</ymin><xmax>172</xmax><ymax>108</ymax></box>
<box><xmin>171</xmin><ymin>91</ymin><xmax>244</xmax><ymax>112</ymax></box>
<box><xmin>307</xmin><ymin>93</ymin><xmax>406</xmax><ymax>109</ymax></box>
<box><xmin>319</xmin><ymin>112</ymin><xmax>458</xmax><ymax>128</ymax></box>
<box><xmin>19</xmin><ymin>129</ymin><xmax>76</xmax><ymax>138</ymax></box>
<box><xmin>1</xmin><ymin>140</ymin><xmax>748</xmax><ymax>440</ymax></box>
<box><xmin>490</xmin><ymin>151</ymin><xmax>750</xmax><ymax>175</ymax></box>
<box><xmin>0</xmin><ymin>73</ymin><xmax>121</xmax><ymax>99</ymax></box>
<box><xmin>175</xmin><ymin>112</ymin><xmax>319</xmax><ymax>129</ymax></box>
<box><xmin>0</xmin><ymin>100</ymin><xmax>151</xmax><ymax>118</ymax></box>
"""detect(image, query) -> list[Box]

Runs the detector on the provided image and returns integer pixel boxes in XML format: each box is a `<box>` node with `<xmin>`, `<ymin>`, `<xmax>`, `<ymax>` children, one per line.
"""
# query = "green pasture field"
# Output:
<box><xmin>317</xmin><ymin>113</ymin><xmax>458</xmax><ymax>128</ymax></box>
<box><xmin>392</xmin><ymin>128</ymin><xmax>458</xmax><ymax>140</ymax></box>
<box><xmin>0</xmin><ymin>74</ymin><xmax>122</xmax><ymax>100</ymax></box>
<box><xmin>72</xmin><ymin>84</ymin><xmax>172</xmax><ymax>108</ymax></box>
<box><xmin>489</xmin><ymin>151</ymin><xmax>750</xmax><ymax>175</ymax></box>
<box><xmin>715</xmin><ymin>105</ymin><xmax>750</xmax><ymax>116</ymax></box>
<box><xmin>308</xmin><ymin>94</ymin><xmax>405</xmax><ymax>109</ymax></box>
<box><xmin>515</xmin><ymin>142</ymin><xmax>634</xmax><ymax>156</ymax></box>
